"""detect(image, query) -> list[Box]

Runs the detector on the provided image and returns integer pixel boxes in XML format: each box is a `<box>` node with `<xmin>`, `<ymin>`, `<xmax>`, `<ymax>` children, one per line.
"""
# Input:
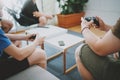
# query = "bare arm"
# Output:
<box><xmin>4</xmin><ymin>34</ymin><xmax>44</xmax><ymax>61</ymax></box>
<box><xmin>33</xmin><ymin>11</ymin><xmax>53</xmax><ymax>19</ymax></box>
<box><xmin>5</xmin><ymin>34</ymin><xmax>27</xmax><ymax>40</ymax></box>
<box><xmin>81</xmin><ymin>17</ymin><xmax>120</xmax><ymax>56</ymax></box>
<box><xmin>5</xmin><ymin>33</ymin><xmax>36</xmax><ymax>41</ymax></box>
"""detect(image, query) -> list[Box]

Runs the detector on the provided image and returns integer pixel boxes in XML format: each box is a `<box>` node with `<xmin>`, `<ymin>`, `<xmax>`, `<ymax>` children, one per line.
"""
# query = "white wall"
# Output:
<box><xmin>84</xmin><ymin>0</ymin><xmax>120</xmax><ymax>25</ymax></box>
<box><xmin>3</xmin><ymin>0</ymin><xmax>120</xmax><ymax>26</ymax></box>
<box><xmin>42</xmin><ymin>0</ymin><xmax>120</xmax><ymax>25</ymax></box>
<box><xmin>39</xmin><ymin>0</ymin><xmax>58</xmax><ymax>25</ymax></box>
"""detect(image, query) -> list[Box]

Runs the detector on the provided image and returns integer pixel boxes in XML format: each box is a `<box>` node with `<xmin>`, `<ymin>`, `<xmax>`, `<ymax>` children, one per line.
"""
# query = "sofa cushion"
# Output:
<box><xmin>6</xmin><ymin>65</ymin><xmax>59</xmax><ymax>80</ymax></box>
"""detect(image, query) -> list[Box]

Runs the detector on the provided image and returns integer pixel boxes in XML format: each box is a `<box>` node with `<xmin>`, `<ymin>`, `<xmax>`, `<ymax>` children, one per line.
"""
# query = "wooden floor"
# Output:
<box><xmin>66</xmin><ymin>25</ymin><xmax>105</xmax><ymax>37</ymax></box>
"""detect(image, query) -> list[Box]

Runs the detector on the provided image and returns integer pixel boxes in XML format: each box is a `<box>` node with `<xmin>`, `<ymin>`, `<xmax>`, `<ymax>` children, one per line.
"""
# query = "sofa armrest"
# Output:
<box><xmin>6</xmin><ymin>65</ymin><xmax>59</xmax><ymax>80</ymax></box>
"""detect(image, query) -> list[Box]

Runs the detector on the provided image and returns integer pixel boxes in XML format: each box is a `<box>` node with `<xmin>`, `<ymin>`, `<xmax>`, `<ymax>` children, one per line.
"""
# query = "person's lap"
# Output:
<box><xmin>77</xmin><ymin>43</ymin><xmax>120</xmax><ymax>80</ymax></box>
<box><xmin>27</xmin><ymin>48</ymin><xmax>46</xmax><ymax>68</ymax></box>
<box><xmin>0</xmin><ymin>47</ymin><xmax>46</xmax><ymax>79</ymax></box>
<box><xmin>0</xmin><ymin>52</ymin><xmax>29</xmax><ymax>79</ymax></box>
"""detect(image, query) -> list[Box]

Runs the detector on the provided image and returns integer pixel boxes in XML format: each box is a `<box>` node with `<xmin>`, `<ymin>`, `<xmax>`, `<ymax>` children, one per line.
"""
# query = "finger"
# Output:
<box><xmin>81</xmin><ymin>17</ymin><xmax>84</xmax><ymax>21</ymax></box>
<box><xmin>81</xmin><ymin>18</ymin><xmax>87</xmax><ymax>25</ymax></box>
<box><xmin>81</xmin><ymin>17</ymin><xmax>86</xmax><ymax>22</ymax></box>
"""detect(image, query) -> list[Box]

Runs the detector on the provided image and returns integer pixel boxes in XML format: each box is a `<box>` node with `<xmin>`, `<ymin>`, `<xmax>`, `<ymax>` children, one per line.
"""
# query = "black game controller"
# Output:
<box><xmin>85</xmin><ymin>17</ymin><xmax>99</xmax><ymax>27</ymax></box>
<box><xmin>29</xmin><ymin>35</ymin><xmax>36</xmax><ymax>39</ymax></box>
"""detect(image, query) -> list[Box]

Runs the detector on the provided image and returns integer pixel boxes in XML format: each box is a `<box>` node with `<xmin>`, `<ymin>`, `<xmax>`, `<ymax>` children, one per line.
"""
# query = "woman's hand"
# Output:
<box><xmin>81</xmin><ymin>17</ymin><xmax>93</xmax><ymax>32</ymax></box>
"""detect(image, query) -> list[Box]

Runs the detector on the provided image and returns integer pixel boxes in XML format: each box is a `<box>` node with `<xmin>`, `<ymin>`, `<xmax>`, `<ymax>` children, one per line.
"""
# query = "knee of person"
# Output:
<box><xmin>37</xmin><ymin>49</ymin><xmax>47</xmax><ymax>60</ymax></box>
<box><xmin>1</xmin><ymin>19</ymin><xmax>13</xmax><ymax>27</ymax></box>
<box><xmin>1</xmin><ymin>19</ymin><xmax>13</xmax><ymax>33</ymax></box>
<box><xmin>39</xmin><ymin>16</ymin><xmax>47</xmax><ymax>24</ymax></box>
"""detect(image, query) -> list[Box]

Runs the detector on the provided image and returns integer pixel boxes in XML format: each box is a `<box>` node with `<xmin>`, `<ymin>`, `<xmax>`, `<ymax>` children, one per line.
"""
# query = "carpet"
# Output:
<box><xmin>45</xmin><ymin>30</ymin><xmax>83</xmax><ymax>80</ymax></box>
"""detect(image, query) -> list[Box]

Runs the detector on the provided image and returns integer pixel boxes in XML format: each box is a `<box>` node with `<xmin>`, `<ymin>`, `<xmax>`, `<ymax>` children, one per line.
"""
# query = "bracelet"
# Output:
<box><xmin>81</xmin><ymin>27</ymin><xmax>89</xmax><ymax>34</ymax></box>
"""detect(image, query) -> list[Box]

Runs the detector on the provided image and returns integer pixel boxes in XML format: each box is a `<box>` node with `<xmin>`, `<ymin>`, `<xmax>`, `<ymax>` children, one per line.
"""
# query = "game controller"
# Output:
<box><xmin>29</xmin><ymin>35</ymin><xmax>36</xmax><ymax>39</ymax></box>
<box><xmin>84</xmin><ymin>17</ymin><xmax>99</xmax><ymax>27</ymax></box>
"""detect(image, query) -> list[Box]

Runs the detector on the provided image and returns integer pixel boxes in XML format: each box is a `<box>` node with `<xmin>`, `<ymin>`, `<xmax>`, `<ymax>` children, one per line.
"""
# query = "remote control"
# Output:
<box><xmin>58</xmin><ymin>41</ymin><xmax>65</xmax><ymax>46</ymax></box>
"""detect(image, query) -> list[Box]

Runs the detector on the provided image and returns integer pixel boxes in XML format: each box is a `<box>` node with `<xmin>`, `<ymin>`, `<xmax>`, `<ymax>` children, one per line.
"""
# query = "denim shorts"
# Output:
<box><xmin>79</xmin><ymin>43</ymin><xmax>120</xmax><ymax>80</ymax></box>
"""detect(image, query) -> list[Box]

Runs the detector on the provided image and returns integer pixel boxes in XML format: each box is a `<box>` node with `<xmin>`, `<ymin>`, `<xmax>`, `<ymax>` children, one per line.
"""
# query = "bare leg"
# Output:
<box><xmin>28</xmin><ymin>48</ymin><xmax>47</xmax><ymax>69</ymax></box>
<box><xmin>75</xmin><ymin>44</ymin><xmax>94</xmax><ymax>80</ymax></box>
<box><xmin>38</xmin><ymin>16</ymin><xmax>47</xmax><ymax>26</ymax></box>
<box><xmin>1</xmin><ymin>19</ymin><xmax>13</xmax><ymax>33</ymax></box>
<box><xmin>12</xmin><ymin>40</ymin><xmax>22</xmax><ymax>48</ymax></box>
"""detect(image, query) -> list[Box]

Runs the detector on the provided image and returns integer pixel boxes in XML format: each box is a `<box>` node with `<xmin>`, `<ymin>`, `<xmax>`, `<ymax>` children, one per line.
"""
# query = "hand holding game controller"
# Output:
<box><xmin>84</xmin><ymin>17</ymin><xmax>99</xmax><ymax>27</ymax></box>
<box><xmin>29</xmin><ymin>34</ymin><xmax>36</xmax><ymax>39</ymax></box>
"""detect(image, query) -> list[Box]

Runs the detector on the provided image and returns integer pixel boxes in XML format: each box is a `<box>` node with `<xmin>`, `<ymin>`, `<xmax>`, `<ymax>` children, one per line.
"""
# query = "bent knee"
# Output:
<box><xmin>39</xmin><ymin>16</ymin><xmax>47</xmax><ymax>23</ymax></box>
<box><xmin>28</xmin><ymin>49</ymin><xmax>47</xmax><ymax>65</ymax></box>
<box><xmin>36</xmin><ymin>49</ymin><xmax>47</xmax><ymax>59</ymax></box>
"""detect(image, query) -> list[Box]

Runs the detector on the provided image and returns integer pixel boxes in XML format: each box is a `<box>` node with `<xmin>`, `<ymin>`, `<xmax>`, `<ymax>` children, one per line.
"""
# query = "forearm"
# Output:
<box><xmin>5</xmin><ymin>41</ymin><xmax>38</xmax><ymax>61</ymax></box>
<box><xmin>82</xmin><ymin>28</ymin><xmax>104</xmax><ymax>55</ymax></box>
<box><xmin>35</xmin><ymin>12</ymin><xmax>53</xmax><ymax>19</ymax></box>
<box><xmin>19</xmin><ymin>42</ymin><xmax>38</xmax><ymax>59</ymax></box>
<box><xmin>5</xmin><ymin>34</ymin><xmax>27</xmax><ymax>41</ymax></box>
<box><xmin>82</xmin><ymin>28</ymin><xmax>118</xmax><ymax>56</ymax></box>
<box><xmin>42</xmin><ymin>14</ymin><xmax>53</xmax><ymax>19</ymax></box>
<box><xmin>82</xmin><ymin>28</ymin><xmax>99</xmax><ymax>46</ymax></box>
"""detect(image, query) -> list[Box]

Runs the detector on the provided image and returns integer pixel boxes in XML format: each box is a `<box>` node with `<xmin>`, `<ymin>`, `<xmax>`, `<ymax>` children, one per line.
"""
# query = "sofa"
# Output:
<box><xmin>6</xmin><ymin>65</ymin><xmax>59</xmax><ymax>80</ymax></box>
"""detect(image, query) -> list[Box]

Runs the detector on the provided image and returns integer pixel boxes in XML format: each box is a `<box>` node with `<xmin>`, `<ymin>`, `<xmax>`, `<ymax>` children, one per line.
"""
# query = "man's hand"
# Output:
<box><xmin>26</xmin><ymin>34</ymin><xmax>36</xmax><ymax>41</ymax></box>
<box><xmin>33</xmin><ymin>11</ymin><xmax>42</xmax><ymax>17</ymax></box>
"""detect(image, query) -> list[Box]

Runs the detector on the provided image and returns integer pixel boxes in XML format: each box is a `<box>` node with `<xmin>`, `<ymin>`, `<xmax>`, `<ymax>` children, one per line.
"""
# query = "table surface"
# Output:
<box><xmin>17</xmin><ymin>25</ymin><xmax>84</xmax><ymax>50</ymax></box>
<box><xmin>25</xmin><ymin>25</ymin><xmax>68</xmax><ymax>39</ymax></box>
<box><xmin>45</xmin><ymin>33</ymin><xmax>84</xmax><ymax>50</ymax></box>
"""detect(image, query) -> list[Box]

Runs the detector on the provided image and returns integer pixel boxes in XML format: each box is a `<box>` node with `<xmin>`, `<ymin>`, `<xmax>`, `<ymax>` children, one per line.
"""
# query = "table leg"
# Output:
<box><xmin>47</xmin><ymin>51</ymin><xmax>63</xmax><ymax>61</ymax></box>
<box><xmin>47</xmin><ymin>47</ymin><xmax>77</xmax><ymax>74</ymax></box>
<box><xmin>63</xmin><ymin>50</ymin><xmax>67</xmax><ymax>74</ymax></box>
<box><xmin>63</xmin><ymin>49</ymin><xmax>77</xmax><ymax>74</ymax></box>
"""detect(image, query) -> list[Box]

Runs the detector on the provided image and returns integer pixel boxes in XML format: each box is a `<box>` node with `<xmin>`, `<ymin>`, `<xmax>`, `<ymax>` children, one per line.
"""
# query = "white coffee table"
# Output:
<box><xmin>25</xmin><ymin>25</ymin><xmax>84</xmax><ymax>74</ymax></box>
<box><xmin>45</xmin><ymin>33</ymin><xmax>84</xmax><ymax>74</ymax></box>
<box><xmin>25</xmin><ymin>25</ymin><xmax>67</xmax><ymax>39</ymax></box>
<box><xmin>25</xmin><ymin>25</ymin><xmax>68</xmax><ymax>49</ymax></box>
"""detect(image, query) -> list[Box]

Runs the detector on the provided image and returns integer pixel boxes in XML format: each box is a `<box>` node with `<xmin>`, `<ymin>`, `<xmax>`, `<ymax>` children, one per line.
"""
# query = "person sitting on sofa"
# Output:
<box><xmin>0</xmin><ymin>26</ymin><xmax>47</xmax><ymax>80</ymax></box>
<box><xmin>75</xmin><ymin>16</ymin><xmax>120</xmax><ymax>80</ymax></box>
<box><xmin>7</xmin><ymin>0</ymin><xmax>53</xmax><ymax>26</ymax></box>
<box><xmin>0</xmin><ymin>1</ymin><xmax>22</xmax><ymax>48</ymax></box>
<box><xmin>0</xmin><ymin>15</ymin><xmax>47</xmax><ymax>79</ymax></box>
<box><xmin>1</xmin><ymin>19</ymin><xmax>22</xmax><ymax>47</ymax></box>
